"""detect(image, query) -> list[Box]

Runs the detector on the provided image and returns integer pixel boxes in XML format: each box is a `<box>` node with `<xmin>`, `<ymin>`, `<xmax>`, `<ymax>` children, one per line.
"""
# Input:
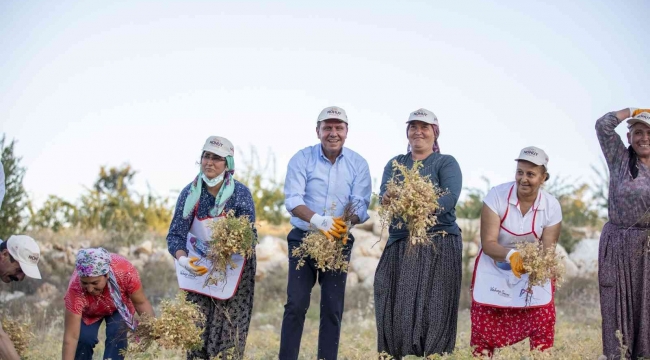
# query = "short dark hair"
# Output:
<box><xmin>0</xmin><ymin>241</ymin><xmax>15</xmax><ymax>262</ymax></box>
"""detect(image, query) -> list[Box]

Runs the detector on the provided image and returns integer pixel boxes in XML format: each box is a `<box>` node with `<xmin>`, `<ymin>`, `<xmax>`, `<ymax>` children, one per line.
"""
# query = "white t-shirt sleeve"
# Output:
<box><xmin>546</xmin><ymin>197</ymin><xmax>563</xmax><ymax>227</ymax></box>
<box><xmin>482</xmin><ymin>186</ymin><xmax>501</xmax><ymax>217</ymax></box>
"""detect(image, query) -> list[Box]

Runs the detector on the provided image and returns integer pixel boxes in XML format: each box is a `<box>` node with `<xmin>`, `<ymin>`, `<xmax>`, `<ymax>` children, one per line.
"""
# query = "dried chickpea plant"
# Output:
<box><xmin>292</xmin><ymin>201</ymin><xmax>361</xmax><ymax>272</ymax></box>
<box><xmin>378</xmin><ymin>160</ymin><xmax>443</xmax><ymax>245</ymax></box>
<box><xmin>1</xmin><ymin>317</ymin><xmax>33</xmax><ymax>358</ymax></box>
<box><xmin>515</xmin><ymin>242</ymin><xmax>566</xmax><ymax>304</ymax></box>
<box><xmin>123</xmin><ymin>291</ymin><xmax>205</xmax><ymax>354</ymax></box>
<box><xmin>205</xmin><ymin>210</ymin><xmax>256</xmax><ymax>286</ymax></box>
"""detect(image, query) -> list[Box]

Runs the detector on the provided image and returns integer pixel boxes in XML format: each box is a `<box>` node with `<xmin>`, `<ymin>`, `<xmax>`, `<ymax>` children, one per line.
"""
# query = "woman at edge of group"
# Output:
<box><xmin>166</xmin><ymin>136</ymin><xmax>257</xmax><ymax>360</ymax></box>
<box><xmin>374</xmin><ymin>108</ymin><xmax>463</xmax><ymax>358</ymax></box>
<box><xmin>469</xmin><ymin>146</ymin><xmax>562</xmax><ymax>357</ymax></box>
<box><xmin>62</xmin><ymin>248</ymin><xmax>155</xmax><ymax>360</ymax></box>
<box><xmin>596</xmin><ymin>108</ymin><xmax>650</xmax><ymax>359</ymax></box>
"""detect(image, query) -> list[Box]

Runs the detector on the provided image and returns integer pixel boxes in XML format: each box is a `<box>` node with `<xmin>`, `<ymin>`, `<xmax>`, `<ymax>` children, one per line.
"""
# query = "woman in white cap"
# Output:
<box><xmin>166</xmin><ymin>136</ymin><xmax>257</xmax><ymax>360</ymax></box>
<box><xmin>596</xmin><ymin>108</ymin><xmax>650</xmax><ymax>359</ymax></box>
<box><xmin>62</xmin><ymin>247</ymin><xmax>155</xmax><ymax>360</ymax></box>
<box><xmin>375</xmin><ymin>108</ymin><xmax>463</xmax><ymax>358</ymax></box>
<box><xmin>469</xmin><ymin>146</ymin><xmax>562</xmax><ymax>356</ymax></box>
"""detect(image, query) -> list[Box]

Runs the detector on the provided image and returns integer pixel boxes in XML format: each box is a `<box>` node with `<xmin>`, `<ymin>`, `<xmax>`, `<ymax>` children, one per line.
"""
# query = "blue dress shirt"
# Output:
<box><xmin>284</xmin><ymin>145</ymin><xmax>372</xmax><ymax>231</ymax></box>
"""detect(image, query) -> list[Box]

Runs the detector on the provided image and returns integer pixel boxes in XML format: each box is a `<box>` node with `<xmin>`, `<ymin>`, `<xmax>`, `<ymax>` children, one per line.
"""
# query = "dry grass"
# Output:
<box><xmin>1</xmin><ymin>317</ymin><xmax>34</xmax><ymax>357</ymax></box>
<box><xmin>379</xmin><ymin>160</ymin><xmax>442</xmax><ymax>245</ymax></box>
<box><xmin>206</xmin><ymin>210</ymin><xmax>256</xmax><ymax>285</ymax></box>
<box><xmin>516</xmin><ymin>242</ymin><xmax>566</xmax><ymax>300</ymax></box>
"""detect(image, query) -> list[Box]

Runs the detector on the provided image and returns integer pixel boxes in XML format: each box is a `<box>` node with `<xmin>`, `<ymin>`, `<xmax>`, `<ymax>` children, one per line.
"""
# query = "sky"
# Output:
<box><xmin>1</xmin><ymin>0</ymin><xmax>649</xmax><ymax>208</ymax></box>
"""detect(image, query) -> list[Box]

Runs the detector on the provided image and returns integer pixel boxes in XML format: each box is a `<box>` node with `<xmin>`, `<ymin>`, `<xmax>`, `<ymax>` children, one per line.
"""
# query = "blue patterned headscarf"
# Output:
<box><xmin>75</xmin><ymin>248</ymin><xmax>135</xmax><ymax>330</ymax></box>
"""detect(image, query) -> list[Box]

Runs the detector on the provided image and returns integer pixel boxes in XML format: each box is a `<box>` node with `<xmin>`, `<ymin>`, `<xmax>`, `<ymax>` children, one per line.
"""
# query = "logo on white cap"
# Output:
<box><xmin>202</xmin><ymin>136</ymin><xmax>234</xmax><ymax>158</ymax></box>
<box><xmin>317</xmin><ymin>106</ymin><xmax>348</xmax><ymax>124</ymax></box>
<box><xmin>406</xmin><ymin>108</ymin><xmax>439</xmax><ymax>126</ymax></box>
<box><xmin>627</xmin><ymin>112</ymin><xmax>650</xmax><ymax>129</ymax></box>
<box><xmin>6</xmin><ymin>235</ymin><xmax>42</xmax><ymax>279</ymax></box>
<box><xmin>515</xmin><ymin>146</ymin><xmax>549</xmax><ymax>168</ymax></box>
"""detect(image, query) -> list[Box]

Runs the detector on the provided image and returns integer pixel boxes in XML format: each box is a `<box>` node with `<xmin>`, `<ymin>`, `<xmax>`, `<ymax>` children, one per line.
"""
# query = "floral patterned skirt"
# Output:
<box><xmin>186</xmin><ymin>255</ymin><xmax>256</xmax><ymax>360</ymax></box>
<box><xmin>470</xmin><ymin>300</ymin><xmax>555</xmax><ymax>357</ymax></box>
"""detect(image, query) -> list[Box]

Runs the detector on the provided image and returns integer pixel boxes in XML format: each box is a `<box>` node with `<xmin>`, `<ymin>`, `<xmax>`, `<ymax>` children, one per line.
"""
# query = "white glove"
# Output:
<box><xmin>310</xmin><ymin>214</ymin><xmax>336</xmax><ymax>232</ymax></box>
<box><xmin>178</xmin><ymin>256</ymin><xmax>208</xmax><ymax>276</ymax></box>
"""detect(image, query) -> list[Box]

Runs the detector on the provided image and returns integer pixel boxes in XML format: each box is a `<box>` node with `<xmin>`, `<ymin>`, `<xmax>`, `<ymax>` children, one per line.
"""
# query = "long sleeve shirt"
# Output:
<box><xmin>166</xmin><ymin>179</ymin><xmax>257</xmax><ymax>257</ymax></box>
<box><xmin>379</xmin><ymin>152</ymin><xmax>462</xmax><ymax>247</ymax></box>
<box><xmin>596</xmin><ymin>112</ymin><xmax>650</xmax><ymax>227</ymax></box>
<box><xmin>284</xmin><ymin>145</ymin><xmax>372</xmax><ymax>231</ymax></box>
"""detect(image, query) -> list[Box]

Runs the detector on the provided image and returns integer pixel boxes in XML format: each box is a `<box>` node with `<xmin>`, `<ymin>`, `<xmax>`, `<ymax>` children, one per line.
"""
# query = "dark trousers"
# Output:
<box><xmin>75</xmin><ymin>311</ymin><xmax>127</xmax><ymax>360</ymax></box>
<box><xmin>279</xmin><ymin>228</ymin><xmax>353</xmax><ymax>360</ymax></box>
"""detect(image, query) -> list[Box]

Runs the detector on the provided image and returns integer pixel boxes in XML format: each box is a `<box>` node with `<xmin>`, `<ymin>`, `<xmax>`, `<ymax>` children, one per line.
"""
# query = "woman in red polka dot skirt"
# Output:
<box><xmin>470</xmin><ymin>146</ymin><xmax>563</xmax><ymax>357</ymax></box>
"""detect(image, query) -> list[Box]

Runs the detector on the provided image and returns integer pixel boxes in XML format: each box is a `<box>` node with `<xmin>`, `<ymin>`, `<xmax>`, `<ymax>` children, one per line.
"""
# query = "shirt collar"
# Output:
<box><xmin>510</xmin><ymin>183</ymin><xmax>546</xmax><ymax>210</ymax></box>
<box><xmin>318</xmin><ymin>144</ymin><xmax>346</xmax><ymax>162</ymax></box>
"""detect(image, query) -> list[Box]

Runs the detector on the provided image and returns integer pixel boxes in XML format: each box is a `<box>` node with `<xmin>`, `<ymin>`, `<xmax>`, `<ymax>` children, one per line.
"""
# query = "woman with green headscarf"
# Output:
<box><xmin>166</xmin><ymin>136</ymin><xmax>257</xmax><ymax>360</ymax></box>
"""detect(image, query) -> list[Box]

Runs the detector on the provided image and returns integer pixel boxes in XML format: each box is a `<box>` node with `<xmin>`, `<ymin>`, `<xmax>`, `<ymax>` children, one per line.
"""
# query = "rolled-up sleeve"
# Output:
<box><xmin>351</xmin><ymin>158</ymin><xmax>372</xmax><ymax>223</ymax></box>
<box><xmin>284</xmin><ymin>153</ymin><xmax>307</xmax><ymax>215</ymax></box>
<box><xmin>166</xmin><ymin>185</ymin><xmax>193</xmax><ymax>257</ymax></box>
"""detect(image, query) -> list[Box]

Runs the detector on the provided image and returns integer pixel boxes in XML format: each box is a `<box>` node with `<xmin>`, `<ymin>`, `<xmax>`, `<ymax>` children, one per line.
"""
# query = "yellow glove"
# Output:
<box><xmin>508</xmin><ymin>252</ymin><xmax>526</xmax><ymax>278</ymax></box>
<box><xmin>631</xmin><ymin>108</ymin><xmax>650</xmax><ymax>117</ymax></box>
<box><xmin>178</xmin><ymin>256</ymin><xmax>208</xmax><ymax>276</ymax></box>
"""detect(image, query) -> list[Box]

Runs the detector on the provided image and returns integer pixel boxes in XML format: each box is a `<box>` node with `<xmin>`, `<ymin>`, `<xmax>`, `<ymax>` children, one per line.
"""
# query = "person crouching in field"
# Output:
<box><xmin>596</xmin><ymin>108</ymin><xmax>650</xmax><ymax>359</ymax></box>
<box><xmin>470</xmin><ymin>146</ymin><xmax>562</xmax><ymax>357</ymax></box>
<box><xmin>0</xmin><ymin>235</ymin><xmax>43</xmax><ymax>360</ymax></box>
<box><xmin>166</xmin><ymin>136</ymin><xmax>257</xmax><ymax>360</ymax></box>
<box><xmin>62</xmin><ymin>248</ymin><xmax>155</xmax><ymax>360</ymax></box>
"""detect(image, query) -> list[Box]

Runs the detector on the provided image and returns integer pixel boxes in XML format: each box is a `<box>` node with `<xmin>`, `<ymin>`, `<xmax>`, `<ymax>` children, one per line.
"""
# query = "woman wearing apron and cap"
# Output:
<box><xmin>166</xmin><ymin>136</ymin><xmax>257</xmax><ymax>360</ymax></box>
<box><xmin>470</xmin><ymin>146</ymin><xmax>562</xmax><ymax>357</ymax></box>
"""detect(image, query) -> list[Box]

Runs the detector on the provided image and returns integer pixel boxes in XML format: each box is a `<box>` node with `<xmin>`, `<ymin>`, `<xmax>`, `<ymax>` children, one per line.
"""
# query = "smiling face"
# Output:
<box><xmin>515</xmin><ymin>160</ymin><xmax>547</xmax><ymax>198</ymax></box>
<box><xmin>627</xmin><ymin>123</ymin><xmax>650</xmax><ymax>159</ymax></box>
<box><xmin>0</xmin><ymin>250</ymin><xmax>25</xmax><ymax>283</ymax></box>
<box><xmin>316</xmin><ymin>120</ymin><xmax>348</xmax><ymax>155</ymax></box>
<box><xmin>80</xmin><ymin>274</ymin><xmax>109</xmax><ymax>296</ymax></box>
<box><xmin>407</xmin><ymin>121</ymin><xmax>436</xmax><ymax>153</ymax></box>
<box><xmin>200</xmin><ymin>151</ymin><xmax>227</xmax><ymax>179</ymax></box>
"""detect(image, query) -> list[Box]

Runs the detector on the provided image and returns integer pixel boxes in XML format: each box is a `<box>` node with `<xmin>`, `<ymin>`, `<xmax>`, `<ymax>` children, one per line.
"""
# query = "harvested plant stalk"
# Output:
<box><xmin>292</xmin><ymin>202</ymin><xmax>360</xmax><ymax>272</ymax></box>
<box><xmin>379</xmin><ymin>160</ymin><xmax>441</xmax><ymax>245</ymax></box>
<box><xmin>1</xmin><ymin>318</ymin><xmax>33</xmax><ymax>357</ymax></box>
<box><xmin>205</xmin><ymin>210</ymin><xmax>256</xmax><ymax>286</ymax></box>
<box><xmin>124</xmin><ymin>291</ymin><xmax>205</xmax><ymax>353</ymax></box>
<box><xmin>516</xmin><ymin>242</ymin><xmax>566</xmax><ymax>296</ymax></box>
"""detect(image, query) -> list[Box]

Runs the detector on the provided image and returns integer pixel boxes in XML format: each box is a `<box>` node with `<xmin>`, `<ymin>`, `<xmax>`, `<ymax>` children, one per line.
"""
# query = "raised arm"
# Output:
<box><xmin>595</xmin><ymin>109</ymin><xmax>631</xmax><ymax>171</ymax></box>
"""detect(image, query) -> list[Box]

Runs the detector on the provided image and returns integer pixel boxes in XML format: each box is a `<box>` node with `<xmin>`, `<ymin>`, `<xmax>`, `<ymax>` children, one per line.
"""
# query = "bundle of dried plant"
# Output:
<box><xmin>205</xmin><ymin>210</ymin><xmax>256</xmax><ymax>286</ymax></box>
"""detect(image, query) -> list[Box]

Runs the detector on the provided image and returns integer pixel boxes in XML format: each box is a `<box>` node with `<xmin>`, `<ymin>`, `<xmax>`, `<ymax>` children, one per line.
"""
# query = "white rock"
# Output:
<box><xmin>569</xmin><ymin>239</ymin><xmax>600</xmax><ymax>276</ymax></box>
<box><xmin>555</xmin><ymin>244</ymin><xmax>579</xmax><ymax>278</ymax></box>
<box><xmin>463</xmin><ymin>241</ymin><xmax>479</xmax><ymax>258</ymax></box>
<box><xmin>0</xmin><ymin>291</ymin><xmax>25</xmax><ymax>303</ymax></box>
<box><xmin>256</xmin><ymin>236</ymin><xmax>286</xmax><ymax>261</ymax></box>
<box><xmin>117</xmin><ymin>246</ymin><xmax>130</xmax><ymax>257</ymax></box>
<box><xmin>361</xmin><ymin>273</ymin><xmax>375</xmax><ymax>289</ymax></box>
<box><xmin>350</xmin><ymin>257</ymin><xmax>379</xmax><ymax>282</ymax></box>
<box><xmin>457</xmin><ymin>218</ymin><xmax>481</xmax><ymax>242</ymax></box>
<box><xmin>135</xmin><ymin>240</ymin><xmax>154</xmax><ymax>256</ymax></box>
<box><xmin>350</xmin><ymin>228</ymin><xmax>384</xmax><ymax>260</ymax></box>
<box><xmin>346</xmin><ymin>272</ymin><xmax>359</xmax><ymax>288</ymax></box>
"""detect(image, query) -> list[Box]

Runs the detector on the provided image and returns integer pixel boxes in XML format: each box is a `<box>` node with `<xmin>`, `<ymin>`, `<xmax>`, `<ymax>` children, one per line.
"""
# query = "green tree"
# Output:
<box><xmin>456</xmin><ymin>177</ymin><xmax>491</xmax><ymax>219</ymax></box>
<box><xmin>0</xmin><ymin>135</ymin><xmax>28</xmax><ymax>240</ymax></box>
<box><xmin>236</xmin><ymin>147</ymin><xmax>287</xmax><ymax>224</ymax></box>
<box><xmin>27</xmin><ymin>195</ymin><xmax>78</xmax><ymax>232</ymax></box>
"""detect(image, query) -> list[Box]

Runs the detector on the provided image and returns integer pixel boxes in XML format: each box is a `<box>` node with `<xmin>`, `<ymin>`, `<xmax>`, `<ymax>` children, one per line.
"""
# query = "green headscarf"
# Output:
<box><xmin>182</xmin><ymin>156</ymin><xmax>235</xmax><ymax>219</ymax></box>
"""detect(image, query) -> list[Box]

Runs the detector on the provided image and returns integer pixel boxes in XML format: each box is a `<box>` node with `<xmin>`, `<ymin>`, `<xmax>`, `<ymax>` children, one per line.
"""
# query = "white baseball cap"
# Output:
<box><xmin>514</xmin><ymin>146</ymin><xmax>549</xmax><ymax>169</ymax></box>
<box><xmin>406</xmin><ymin>108</ymin><xmax>439</xmax><ymax>126</ymax></box>
<box><xmin>317</xmin><ymin>106</ymin><xmax>348</xmax><ymax>124</ymax></box>
<box><xmin>6</xmin><ymin>235</ymin><xmax>42</xmax><ymax>279</ymax></box>
<box><xmin>202</xmin><ymin>136</ymin><xmax>234</xmax><ymax>158</ymax></box>
<box><xmin>627</xmin><ymin>111</ymin><xmax>650</xmax><ymax>129</ymax></box>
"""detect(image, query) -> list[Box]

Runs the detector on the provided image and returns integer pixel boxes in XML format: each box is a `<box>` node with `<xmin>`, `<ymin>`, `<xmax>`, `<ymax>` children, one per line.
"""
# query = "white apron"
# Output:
<box><xmin>175</xmin><ymin>212</ymin><xmax>246</xmax><ymax>300</ymax></box>
<box><xmin>471</xmin><ymin>185</ymin><xmax>553</xmax><ymax>308</ymax></box>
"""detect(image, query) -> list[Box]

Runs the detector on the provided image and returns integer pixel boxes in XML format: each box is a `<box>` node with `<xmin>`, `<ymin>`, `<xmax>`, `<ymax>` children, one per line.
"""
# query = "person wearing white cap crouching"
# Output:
<box><xmin>596</xmin><ymin>108</ymin><xmax>650</xmax><ymax>359</ymax></box>
<box><xmin>280</xmin><ymin>106</ymin><xmax>372</xmax><ymax>360</ymax></box>
<box><xmin>166</xmin><ymin>135</ymin><xmax>257</xmax><ymax>359</ymax></box>
<box><xmin>0</xmin><ymin>235</ymin><xmax>42</xmax><ymax>360</ymax></box>
<box><xmin>470</xmin><ymin>146</ymin><xmax>563</xmax><ymax>356</ymax></box>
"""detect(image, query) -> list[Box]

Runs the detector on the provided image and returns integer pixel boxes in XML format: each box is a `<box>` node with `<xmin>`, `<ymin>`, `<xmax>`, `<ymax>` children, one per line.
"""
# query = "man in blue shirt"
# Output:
<box><xmin>280</xmin><ymin>106</ymin><xmax>372</xmax><ymax>360</ymax></box>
